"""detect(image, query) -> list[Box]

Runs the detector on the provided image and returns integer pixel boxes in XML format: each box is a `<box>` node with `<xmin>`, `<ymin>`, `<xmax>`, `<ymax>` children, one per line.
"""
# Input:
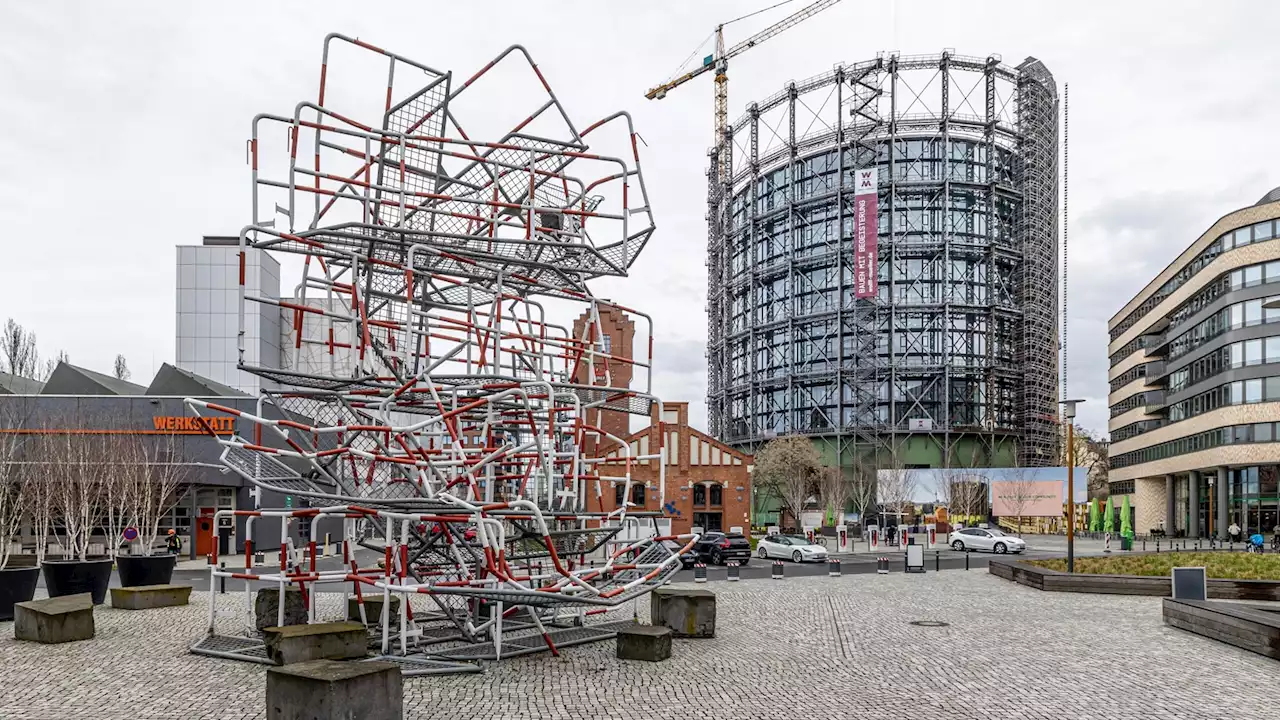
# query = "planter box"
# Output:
<box><xmin>116</xmin><ymin>555</ymin><xmax>177</xmax><ymax>587</ymax></box>
<box><xmin>0</xmin><ymin>566</ymin><xmax>40</xmax><ymax>621</ymax></box>
<box><xmin>990</xmin><ymin>558</ymin><xmax>1280</xmax><ymax>601</ymax></box>
<box><xmin>42</xmin><ymin>559</ymin><xmax>115</xmax><ymax>605</ymax></box>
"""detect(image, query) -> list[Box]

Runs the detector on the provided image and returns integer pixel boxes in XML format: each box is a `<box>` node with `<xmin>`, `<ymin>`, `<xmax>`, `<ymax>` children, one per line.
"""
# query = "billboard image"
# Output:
<box><xmin>875</xmin><ymin>466</ymin><xmax>1089</xmax><ymax>511</ymax></box>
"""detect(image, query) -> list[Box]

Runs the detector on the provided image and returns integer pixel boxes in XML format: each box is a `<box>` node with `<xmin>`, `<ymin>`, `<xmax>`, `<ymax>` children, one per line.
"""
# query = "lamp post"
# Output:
<box><xmin>1060</xmin><ymin>399</ymin><xmax>1085</xmax><ymax>573</ymax></box>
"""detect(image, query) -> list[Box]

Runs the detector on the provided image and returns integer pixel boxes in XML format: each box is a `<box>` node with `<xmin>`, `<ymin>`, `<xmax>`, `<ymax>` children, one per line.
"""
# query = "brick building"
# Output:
<box><xmin>596</xmin><ymin>402</ymin><xmax>752</xmax><ymax>535</ymax></box>
<box><xmin>571</xmin><ymin>306</ymin><xmax>635</xmax><ymax>456</ymax></box>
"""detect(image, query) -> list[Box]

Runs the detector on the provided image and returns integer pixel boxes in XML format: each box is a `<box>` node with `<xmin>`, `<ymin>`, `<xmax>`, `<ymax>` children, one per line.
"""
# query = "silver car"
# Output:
<box><xmin>948</xmin><ymin>527</ymin><xmax>1026</xmax><ymax>554</ymax></box>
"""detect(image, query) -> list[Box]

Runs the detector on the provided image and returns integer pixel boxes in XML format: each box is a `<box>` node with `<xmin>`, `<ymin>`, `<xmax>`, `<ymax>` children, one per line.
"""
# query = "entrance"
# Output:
<box><xmin>693</xmin><ymin>512</ymin><xmax>722</xmax><ymax>533</ymax></box>
<box><xmin>195</xmin><ymin>508</ymin><xmax>215</xmax><ymax>557</ymax></box>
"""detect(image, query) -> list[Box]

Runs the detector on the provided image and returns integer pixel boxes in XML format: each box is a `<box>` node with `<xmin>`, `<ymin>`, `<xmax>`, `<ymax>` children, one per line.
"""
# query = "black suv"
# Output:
<box><xmin>692</xmin><ymin>532</ymin><xmax>751</xmax><ymax>565</ymax></box>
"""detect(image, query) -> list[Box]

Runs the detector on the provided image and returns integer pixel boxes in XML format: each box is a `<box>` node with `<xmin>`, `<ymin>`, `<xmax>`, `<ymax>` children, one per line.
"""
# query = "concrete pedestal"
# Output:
<box><xmin>110</xmin><ymin>584</ymin><xmax>193</xmax><ymax>610</ymax></box>
<box><xmin>263</xmin><ymin>621</ymin><xmax>369</xmax><ymax>665</ymax></box>
<box><xmin>255</xmin><ymin>588</ymin><xmax>308</xmax><ymax>632</ymax></box>
<box><xmin>650</xmin><ymin>586</ymin><xmax>716</xmax><ymax>638</ymax></box>
<box><xmin>347</xmin><ymin>595</ymin><xmax>400</xmax><ymax>623</ymax></box>
<box><xmin>14</xmin><ymin>593</ymin><xmax>94</xmax><ymax>644</ymax></box>
<box><xmin>616</xmin><ymin>624</ymin><xmax>672</xmax><ymax>661</ymax></box>
<box><xmin>267</xmin><ymin>659</ymin><xmax>402</xmax><ymax>720</ymax></box>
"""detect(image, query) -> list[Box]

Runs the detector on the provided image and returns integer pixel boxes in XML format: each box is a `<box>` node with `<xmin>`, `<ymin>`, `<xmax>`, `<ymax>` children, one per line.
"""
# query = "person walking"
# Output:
<box><xmin>166</xmin><ymin>528</ymin><xmax>183</xmax><ymax>555</ymax></box>
<box><xmin>1228</xmin><ymin>521</ymin><xmax>1242</xmax><ymax>544</ymax></box>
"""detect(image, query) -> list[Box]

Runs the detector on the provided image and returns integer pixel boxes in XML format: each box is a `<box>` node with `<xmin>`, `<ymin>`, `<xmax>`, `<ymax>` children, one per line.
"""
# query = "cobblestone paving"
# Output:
<box><xmin>0</xmin><ymin>572</ymin><xmax>1270</xmax><ymax>719</ymax></box>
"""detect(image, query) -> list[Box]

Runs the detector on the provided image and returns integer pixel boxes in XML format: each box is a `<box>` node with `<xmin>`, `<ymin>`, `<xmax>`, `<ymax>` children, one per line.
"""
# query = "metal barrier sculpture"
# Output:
<box><xmin>186</xmin><ymin>34</ymin><xmax>689</xmax><ymax>672</ymax></box>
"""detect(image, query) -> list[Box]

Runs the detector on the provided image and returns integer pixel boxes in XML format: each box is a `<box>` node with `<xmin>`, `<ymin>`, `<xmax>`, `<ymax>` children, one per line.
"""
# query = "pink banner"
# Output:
<box><xmin>991</xmin><ymin>481</ymin><xmax>1064</xmax><ymax>518</ymax></box>
<box><xmin>854</xmin><ymin>168</ymin><xmax>878</xmax><ymax>299</ymax></box>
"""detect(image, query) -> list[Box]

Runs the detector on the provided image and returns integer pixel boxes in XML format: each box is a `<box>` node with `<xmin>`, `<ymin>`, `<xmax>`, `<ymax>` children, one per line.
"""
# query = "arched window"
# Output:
<box><xmin>614</xmin><ymin>484</ymin><xmax>625</xmax><ymax>507</ymax></box>
<box><xmin>631</xmin><ymin>484</ymin><xmax>646</xmax><ymax>507</ymax></box>
<box><xmin>693</xmin><ymin>484</ymin><xmax>707</xmax><ymax>506</ymax></box>
<box><xmin>615</xmin><ymin>483</ymin><xmax>646</xmax><ymax>507</ymax></box>
<box><xmin>709</xmin><ymin>484</ymin><xmax>723</xmax><ymax>506</ymax></box>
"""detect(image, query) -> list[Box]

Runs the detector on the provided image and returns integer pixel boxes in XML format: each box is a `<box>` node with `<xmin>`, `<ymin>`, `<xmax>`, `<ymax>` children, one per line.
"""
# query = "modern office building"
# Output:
<box><xmin>705</xmin><ymin>51</ymin><xmax>1060</xmax><ymax>471</ymax></box>
<box><xmin>176</xmin><ymin>236</ymin><xmax>281</xmax><ymax>393</ymax></box>
<box><xmin>1107</xmin><ymin>189</ymin><xmax>1280</xmax><ymax>538</ymax></box>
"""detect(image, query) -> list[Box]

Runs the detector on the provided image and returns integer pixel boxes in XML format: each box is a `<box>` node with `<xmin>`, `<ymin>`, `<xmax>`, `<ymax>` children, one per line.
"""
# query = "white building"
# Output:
<box><xmin>176</xmin><ymin>237</ymin><xmax>281</xmax><ymax>393</ymax></box>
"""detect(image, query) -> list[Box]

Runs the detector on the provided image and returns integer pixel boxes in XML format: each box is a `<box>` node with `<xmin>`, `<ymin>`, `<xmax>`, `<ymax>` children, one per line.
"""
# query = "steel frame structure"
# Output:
<box><xmin>185</xmin><ymin>34</ymin><xmax>688</xmax><ymax>670</ymax></box>
<box><xmin>706</xmin><ymin>51</ymin><xmax>1059</xmax><ymax>468</ymax></box>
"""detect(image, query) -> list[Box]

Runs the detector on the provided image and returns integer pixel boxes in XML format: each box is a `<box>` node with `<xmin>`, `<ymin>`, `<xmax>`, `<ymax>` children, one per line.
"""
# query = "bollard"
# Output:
<box><xmin>1156</xmin><ymin>539</ymin><xmax>1160</xmax><ymax>553</ymax></box>
<box><xmin>876</xmin><ymin>556</ymin><xmax>888</xmax><ymax>575</ymax></box>
<box><xmin>1142</xmin><ymin>538</ymin><xmax>1146</xmax><ymax>552</ymax></box>
<box><xmin>693</xmin><ymin>563</ymin><xmax>707</xmax><ymax>583</ymax></box>
<box><xmin>935</xmin><ymin>550</ymin><xmax>940</xmax><ymax>572</ymax></box>
<box><xmin>727</xmin><ymin>561</ymin><xmax>740</xmax><ymax>582</ymax></box>
<box><xmin>828</xmin><ymin>559</ymin><xmax>841</xmax><ymax>577</ymax></box>
<box><xmin>771</xmin><ymin>560</ymin><xmax>784</xmax><ymax>580</ymax></box>
<box><xmin>965</xmin><ymin>549</ymin><xmax>970</xmax><ymax>571</ymax></box>
<box><xmin>219</xmin><ymin>562</ymin><xmax>226</xmax><ymax>594</ymax></box>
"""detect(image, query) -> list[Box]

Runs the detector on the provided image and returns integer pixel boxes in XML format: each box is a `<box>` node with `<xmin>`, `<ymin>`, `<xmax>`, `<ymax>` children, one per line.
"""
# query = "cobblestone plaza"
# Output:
<box><xmin>1</xmin><ymin>572</ymin><xmax>1269</xmax><ymax>719</ymax></box>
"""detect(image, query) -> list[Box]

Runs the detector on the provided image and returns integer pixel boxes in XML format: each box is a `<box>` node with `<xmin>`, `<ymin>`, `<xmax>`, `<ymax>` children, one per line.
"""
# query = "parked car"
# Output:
<box><xmin>691</xmin><ymin>532</ymin><xmax>752</xmax><ymax>565</ymax></box>
<box><xmin>756</xmin><ymin>534</ymin><xmax>828</xmax><ymax>563</ymax></box>
<box><xmin>948</xmin><ymin>527</ymin><xmax>1026</xmax><ymax>554</ymax></box>
<box><xmin>662</xmin><ymin>540</ymin><xmax>700</xmax><ymax>569</ymax></box>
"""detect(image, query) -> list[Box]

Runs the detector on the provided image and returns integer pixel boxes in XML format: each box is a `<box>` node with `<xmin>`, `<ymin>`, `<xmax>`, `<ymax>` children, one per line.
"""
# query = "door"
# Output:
<box><xmin>195</xmin><ymin>508</ymin><xmax>216</xmax><ymax>557</ymax></box>
<box><xmin>965</xmin><ymin>528</ymin><xmax>993</xmax><ymax>551</ymax></box>
<box><xmin>693</xmin><ymin>512</ymin><xmax>722</xmax><ymax>533</ymax></box>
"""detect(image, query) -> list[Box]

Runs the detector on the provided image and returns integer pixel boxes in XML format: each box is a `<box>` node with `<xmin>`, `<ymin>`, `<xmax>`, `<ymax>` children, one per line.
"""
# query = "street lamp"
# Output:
<box><xmin>1060</xmin><ymin>398</ymin><xmax>1086</xmax><ymax>574</ymax></box>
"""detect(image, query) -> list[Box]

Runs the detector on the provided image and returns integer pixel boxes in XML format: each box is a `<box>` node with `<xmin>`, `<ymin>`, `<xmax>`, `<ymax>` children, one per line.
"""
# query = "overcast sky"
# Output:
<box><xmin>2</xmin><ymin>1</ymin><xmax>1277</xmax><ymax>437</ymax></box>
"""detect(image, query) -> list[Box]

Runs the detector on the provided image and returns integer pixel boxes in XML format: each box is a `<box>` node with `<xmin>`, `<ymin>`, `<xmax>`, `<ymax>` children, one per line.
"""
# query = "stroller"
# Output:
<box><xmin>1246</xmin><ymin>533</ymin><xmax>1266</xmax><ymax>553</ymax></box>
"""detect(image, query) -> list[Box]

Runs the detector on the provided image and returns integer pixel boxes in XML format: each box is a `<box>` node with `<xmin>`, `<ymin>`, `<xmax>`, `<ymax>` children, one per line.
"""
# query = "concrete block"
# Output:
<box><xmin>616</xmin><ymin>624</ymin><xmax>672</xmax><ymax>661</ymax></box>
<box><xmin>263</xmin><ymin>621</ymin><xmax>369</xmax><ymax>665</ymax></box>
<box><xmin>255</xmin><ymin>587</ymin><xmax>308</xmax><ymax>632</ymax></box>
<box><xmin>14</xmin><ymin>593</ymin><xmax>94</xmax><ymax>644</ymax></box>
<box><xmin>347</xmin><ymin>594</ymin><xmax>400</xmax><ymax>623</ymax></box>
<box><xmin>267</xmin><ymin>659</ymin><xmax>402</xmax><ymax>720</ymax></box>
<box><xmin>650</xmin><ymin>586</ymin><xmax>716</xmax><ymax>638</ymax></box>
<box><xmin>109</xmin><ymin>584</ymin><xmax>193</xmax><ymax>610</ymax></box>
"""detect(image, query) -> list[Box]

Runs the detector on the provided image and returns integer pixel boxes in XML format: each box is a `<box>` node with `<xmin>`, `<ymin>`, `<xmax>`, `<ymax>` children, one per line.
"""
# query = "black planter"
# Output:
<box><xmin>116</xmin><ymin>554</ymin><xmax>177</xmax><ymax>587</ymax></box>
<box><xmin>42</xmin><ymin>558</ymin><xmax>114</xmax><ymax>605</ymax></box>
<box><xmin>0</xmin><ymin>566</ymin><xmax>40</xmax><ymax>621</ymax></box>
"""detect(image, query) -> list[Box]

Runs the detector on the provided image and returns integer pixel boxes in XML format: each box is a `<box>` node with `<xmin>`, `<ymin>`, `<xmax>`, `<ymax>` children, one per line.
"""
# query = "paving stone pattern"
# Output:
<box><xmin>0</xmin><ymin>573</ymin><xmax>1273</xmax><ymax>719</ymax></box>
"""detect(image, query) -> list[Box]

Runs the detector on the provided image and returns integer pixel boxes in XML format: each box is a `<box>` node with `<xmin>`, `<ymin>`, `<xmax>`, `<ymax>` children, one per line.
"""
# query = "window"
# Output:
<box><xmin>709</xmin><ymin>484</ymin><xmax>723</xmax><ymax>506</ymax></box>
<box><xmin>614</xmin><ymin>484</ymin><xmax>625</xmax><ymax>507</ymax></box>
<box><xmin>1268</xmin><ymin>377</ymin><xmax>1280</xmax><ymax>401</ymax></box>
<box><xmin>631</xmin><ymin>483</ymin><xmax>646</xmax><ymax>507</ymax></box>
<box><xmin>601</xmin><ymin>335</ymin><xmax>612</xmax><ymax>354</ymax></box>
<box><xmin>1246</xmin><ymin>299</ymin><xmax>1264</xmax><ymax>325</ymax></box>
<box><xmin>1246</xmin><ymin>378</ymin><xmax>1264</xmax><ymax>403</ymax></box>
<box><xmin>1257</xmin><ymin>423</ymin><xmax>1274</xmax><ymax>442</ymax></box>
<box><xmin>1247</xmin><ymin>339</ymin><xmax>1264</xmax><ymax>365</ymax></box>
<box><xmin>693</xmin><ymin>484</ymin><xmax>707</xmax><ymax>506</ymax></box>
<box><xmin>1246</xmin><ymin>266</ymin><xmax>1264</xmax><ymax>288</ymax></box>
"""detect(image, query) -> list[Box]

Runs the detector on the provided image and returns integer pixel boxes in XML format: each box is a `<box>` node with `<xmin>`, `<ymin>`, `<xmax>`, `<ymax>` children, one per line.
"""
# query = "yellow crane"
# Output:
<box><xmin>645</xmin><ymin>0</ymin><xmax>843</xmax><ymax>172</ymax></box>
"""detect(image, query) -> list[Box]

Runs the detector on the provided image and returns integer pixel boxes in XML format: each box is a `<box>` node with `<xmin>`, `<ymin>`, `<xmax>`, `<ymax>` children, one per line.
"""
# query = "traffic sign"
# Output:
<box><xmin>122</xmin><ymin>527</ymin><xmax>139</xmax><ymax>542</ymax></box>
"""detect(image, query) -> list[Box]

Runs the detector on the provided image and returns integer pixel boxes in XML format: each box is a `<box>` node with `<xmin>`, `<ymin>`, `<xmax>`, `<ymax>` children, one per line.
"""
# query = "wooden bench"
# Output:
<box><xmin>263</xmin><ymin>621</ymin><xmax>368</xmax><ymax>665</ymax></box>
<box><xmin>14</xmin><ymin>593</ymin><xmax>94</xmax><ymax>644</ymax></box>
<box><xmin>1163</xmin><ymin>599</ymin><xmax>1280</xmax><ymax>659</ymax></box>
<box><xmin>109</xmin><ymin>584</ymin><xmax>193</xmax><ymax>610</ymax></box>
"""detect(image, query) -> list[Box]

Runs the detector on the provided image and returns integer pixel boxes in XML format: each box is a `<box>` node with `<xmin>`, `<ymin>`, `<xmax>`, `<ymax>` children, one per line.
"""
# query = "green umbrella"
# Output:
<box><xmin>1121</xmin><ymin>495</ymin><xmax>1134</xmax><ymax>539</ymax></box>
<box><xmin>1088</xmin><ymin>500</ymin><xmax>1101</xmax><ymax>532</ymax></box>
<box><xmin>1103</xmin><ymin>497</ymin><xmax>1115</xmax><ymax>534</ymax></box>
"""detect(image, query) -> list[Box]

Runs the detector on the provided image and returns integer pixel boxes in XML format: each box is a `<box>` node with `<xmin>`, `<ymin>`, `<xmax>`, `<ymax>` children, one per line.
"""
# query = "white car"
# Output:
<box><xmin>948</xmin><ymin>527</ymin><xmax>1026</xmax><ymax>554</ymax></box>
<box><xmin>756</xmin><ymin>534</ymin><xmax>829</xmax><ymax>563</ymax></box>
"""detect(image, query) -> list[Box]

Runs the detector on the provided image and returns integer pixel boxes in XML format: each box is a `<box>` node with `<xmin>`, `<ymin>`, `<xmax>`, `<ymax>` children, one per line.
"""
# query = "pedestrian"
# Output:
<box><xmin>166</xmin><ymin>528</ymin><xmax>183</xmax><ymax>555</ymax></box>
<box><xmin>1228</xmin><ymin>522</ymin><xmax>1241</xmax><ymax>544</ymax></box>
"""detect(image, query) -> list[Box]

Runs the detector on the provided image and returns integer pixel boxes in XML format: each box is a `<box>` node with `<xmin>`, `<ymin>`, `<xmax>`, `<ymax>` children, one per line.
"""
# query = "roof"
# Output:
<box><xmin>0</xmin><ymin>371</ymin><xmax>45</xmax><ymax>395</ymax></box>
<box><xmin>145</xmin><ymin>363</ymin><xmax>248</xmax><ymax>397</ymax></box>
<box><xmin>1257</xmin><ymin>187</ymin><xmax>1280</xmax><ymax>206</ymax></box>
<box><xmin>40</xmin><ymin>362</ymin><xmax>148</xmax><ymax>396</ymax></box>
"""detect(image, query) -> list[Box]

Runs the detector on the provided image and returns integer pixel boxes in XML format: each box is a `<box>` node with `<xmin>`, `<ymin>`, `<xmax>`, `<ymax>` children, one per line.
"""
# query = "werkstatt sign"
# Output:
<box><xmin>152</xmin><ymin>416</ymin><xmax>235</xmax><ymax>435</ymax></box>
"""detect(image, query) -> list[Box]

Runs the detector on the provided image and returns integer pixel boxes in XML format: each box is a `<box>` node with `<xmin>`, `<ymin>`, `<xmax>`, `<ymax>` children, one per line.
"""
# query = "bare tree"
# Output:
<box><xmin>130</xmin><ymin>436</ymin><xmax>188</xmax><ymax>556</ymax></box>
<box><xmin>876</xmin><ymin>448</ymin><xmax>918</xmax><ymax>528</ymax></box>
<box><xmin>0</xmin><ymin>466</ymin><xmax>25</xmax><ymax>570</ymax></box>
<box><xmin>946</xmin><ymin>475</ymin><xmax>989</xmax><ymax>528</ymax></box>
<box><xmin>754</xmin><ymin>436</ymin><xmax>822</xmax><ymax>531</ymax></box>
<box><xmin>25</xmin><ymin>458</ymin><xmax>56</xmax><ymax>565</ymax></box>
<box><xmin>51</xmin><ymin>434</ymin><xmax>108</xmax><ymax>560</ymax></box>
<box><xmin>0</xmin><ymin>319</ymin><xmax>39</xmax><ymax>378</ymax></box>
<box><xmin>113</xmin><ymin>354</ymin><xmax>131</xmax><ymax>381</ymax></box>
<box><xmin>846</xmin><ymin>456</ymin><xmax>878</xmax><ymax>530</ymax></box>
<box><xmin>99</xmin><ymin>437</ymin><xmax>137</xmax><ymax>558</ymax></box>
<box><xmin>999</xmin><ymin>466</ymin><xmax>1039</xmax><ymax>536</ymax></box>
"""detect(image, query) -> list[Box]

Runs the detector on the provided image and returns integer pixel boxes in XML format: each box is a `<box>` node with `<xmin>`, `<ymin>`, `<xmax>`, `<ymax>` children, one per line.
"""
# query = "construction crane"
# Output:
<box><xmin>645</xmin><ymin>0</ymin><xmax>842</xmax><ymax>167</ymax></box>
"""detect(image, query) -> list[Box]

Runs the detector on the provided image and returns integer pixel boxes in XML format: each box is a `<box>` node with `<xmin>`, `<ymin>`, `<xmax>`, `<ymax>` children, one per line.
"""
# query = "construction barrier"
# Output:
<box><xmin>828</xmin><ymin>559</ymin><xmax>841</xmax><ymax>577</ymax></box>
<box><xmin>693</xmin><ymin>563</ymin><xmax>707</xmax><ymax>583</ymax></box>
<box><xmin>727</xmin><ymin>561</ymin><xmax>740</xmax><ymax>582</ymax></box>
<box><xmin>771</xmin><ymin>560</ymin><xmax>784</xmax><ymax>580</ymax></box>
<box><xmin>877</xmin><ymin>557</ymin><xmax>889</xmax><ymax>574</ymax></box>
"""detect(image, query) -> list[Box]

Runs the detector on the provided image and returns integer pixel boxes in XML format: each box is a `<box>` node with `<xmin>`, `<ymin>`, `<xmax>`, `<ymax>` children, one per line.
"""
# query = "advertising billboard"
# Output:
<box><xmin>875</xmin><ymin>466</ymin><xmax>1090</xmax><ymax>507</ymax></box>
<box><xmin>990</xmin><ymin>481</ymin><xmax>1067</xmax><ymax>518</ymax></box>
<box><xmin>853</xmin><ymin>168</ymin><xmax>878</xmax><ymax>299</ymax></box>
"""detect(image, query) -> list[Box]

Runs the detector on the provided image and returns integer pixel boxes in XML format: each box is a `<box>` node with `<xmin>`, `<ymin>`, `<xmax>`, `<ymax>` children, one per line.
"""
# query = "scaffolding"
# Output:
<box><xmin>706</xmin><ymin>51</ymin><xmax>1060</xmax><ymax>468</ymax></box>
<box><xmin>185</xmin><ymin>34</ymin><xmax>684</xmax><ymax>671</ymax></box>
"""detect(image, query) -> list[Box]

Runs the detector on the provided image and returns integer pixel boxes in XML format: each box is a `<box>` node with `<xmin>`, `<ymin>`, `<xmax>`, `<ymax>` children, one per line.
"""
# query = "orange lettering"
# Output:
<box><xmin>153</xmin><ymin>417</ymin><xmax>166</xmax><ymax>431</ymax></box>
